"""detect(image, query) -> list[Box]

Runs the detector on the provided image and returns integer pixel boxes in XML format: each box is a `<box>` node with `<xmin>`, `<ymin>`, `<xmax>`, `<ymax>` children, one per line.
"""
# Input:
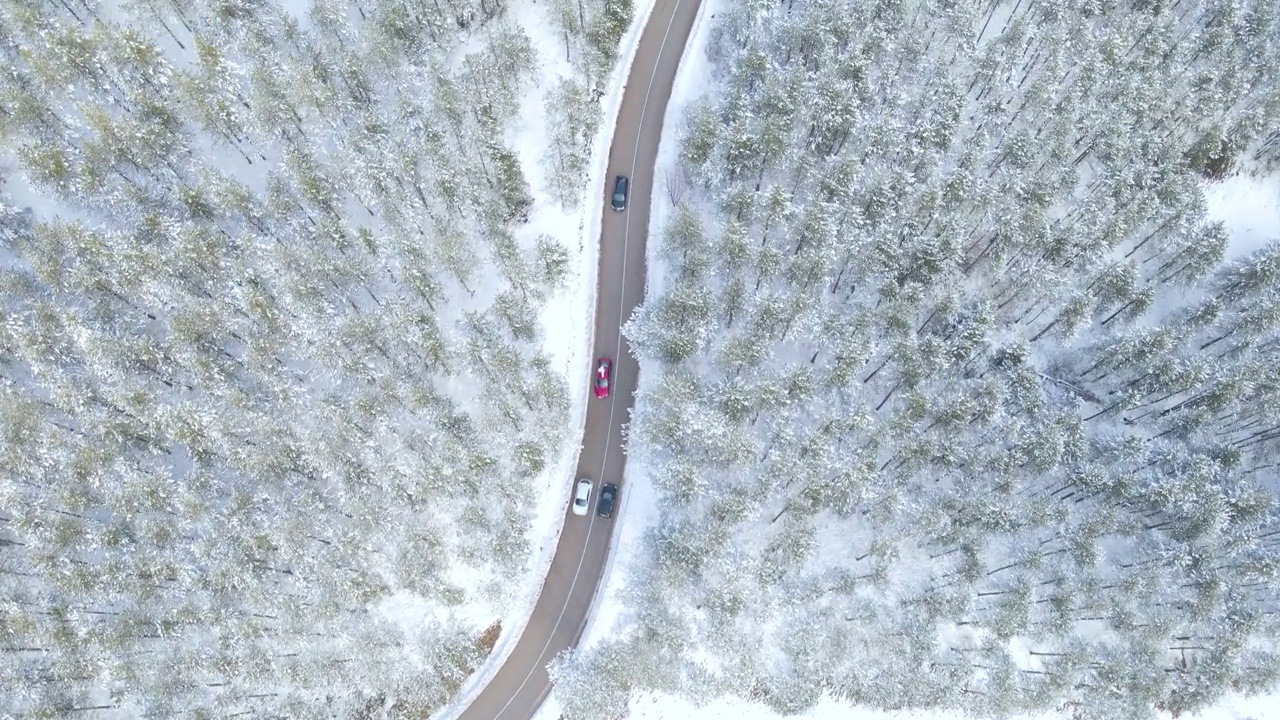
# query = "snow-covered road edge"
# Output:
<box><xmin>567</xmin><ymin>0</ymin><xmax>720</xmax><ymax>659</ymax></box>
<box><xmin>428</xmin><ymin>2</ymin><xmax>662</xmax><ymax>718</ymax></box>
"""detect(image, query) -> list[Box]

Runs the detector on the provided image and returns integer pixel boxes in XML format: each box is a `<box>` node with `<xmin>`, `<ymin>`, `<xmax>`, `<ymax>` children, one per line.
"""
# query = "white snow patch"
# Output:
<box><xmin>278</xmin><ymin>0</ymin><xmax>313</xmax><ymax>25</ymax></box>
<box><xmin>531</xmin><ymin>693</ymin><xmax>563</xmax><ymax>720</ymax></box>
<box><xmin>626</xmin><ymin>694</ymin><xmax>942</xmax><ymax>720</ymax></box>
<box><xmin>1194</xmin><ymin>692</ymin><xmax>1280</xmax><ymax>720</ymax></box>
<box><xmin>372</xmin><ymin>590</ymin><xmax>492</xmax><ymax>670</ymax></box>
<box><xmin>373</xmin><ymin>591</ymin><xmax>452</xmax><ymax>639</ymax></box>
<box><xmin>1204</xmin><ymin>173</ymin><xmax>1280</xmax><ymax>259</ymax></box>
<box><xmin>617</xmin><ymin>689</ymin><xmax>1278</xmax><ymax>720</ymax></box>
<box><xmin>1007</xmin><ymin>636</ymin><xmax>1039</xmax><ymax>672</ymax></box>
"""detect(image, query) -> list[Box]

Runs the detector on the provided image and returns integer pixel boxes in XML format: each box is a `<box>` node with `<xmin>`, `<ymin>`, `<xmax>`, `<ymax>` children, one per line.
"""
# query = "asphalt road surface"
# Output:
<box><xmin>453</xmin><ymin>0</ymin><xmax>703</xmax><ymax>718</ymax></box>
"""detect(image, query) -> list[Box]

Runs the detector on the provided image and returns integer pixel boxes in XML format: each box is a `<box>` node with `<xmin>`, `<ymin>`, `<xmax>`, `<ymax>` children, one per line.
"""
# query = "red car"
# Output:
<box><xmin>594</xmin><ymin>358</ymin><xmax>612</xmax><ymax>398</ymax></box>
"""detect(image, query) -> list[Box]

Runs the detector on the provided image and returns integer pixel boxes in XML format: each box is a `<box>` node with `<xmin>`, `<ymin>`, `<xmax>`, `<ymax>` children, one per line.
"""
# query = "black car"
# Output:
<box><xmin>596</xmin><ymin>483</ymin><xmax>618</xmax><ymax>518</ymax></box>
<box><xmin>610</xmin><ymin>175</ymin><xmax>629</xmax><ymax>211</ymax></box>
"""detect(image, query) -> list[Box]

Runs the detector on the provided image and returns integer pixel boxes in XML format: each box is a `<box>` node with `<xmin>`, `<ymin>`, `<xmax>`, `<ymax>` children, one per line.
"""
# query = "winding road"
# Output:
<box><xmin>454</xmin><ymin>0</ymin><xmax>702</xmax><ymax>718</ymax></box>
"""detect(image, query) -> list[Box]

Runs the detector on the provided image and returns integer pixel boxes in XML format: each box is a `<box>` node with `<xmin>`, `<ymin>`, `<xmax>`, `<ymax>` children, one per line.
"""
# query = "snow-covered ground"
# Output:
<box><xmin>537</xmin><ymin>689</ymin><xmax>1276</xmax><ymax>720</ymax></box>
<box><xmin>430</xmin><ymin>0</ymin><xmax>663</xmax><ymax>716</ymax></box>
<box><xmin>1204</xmin><ymin>172</ymin><xmax>1280</xmax><ymax>259</ymax></box>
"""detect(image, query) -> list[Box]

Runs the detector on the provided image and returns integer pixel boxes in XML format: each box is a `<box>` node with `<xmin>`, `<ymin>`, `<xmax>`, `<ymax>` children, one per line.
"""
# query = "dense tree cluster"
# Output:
<box><xmin>0</xmin><ymin>0</ymin><xmax>630</xmax><ymax>716</ymax></box>
<box><xmin>556</xmin><ymin>1</ymin><xmax>1280</xmax><ymax>719</ymax></box>
<box><xmin>542</xmin><ymin>0</ymin><xmax>636</xmax><ymax>204</ymax></box>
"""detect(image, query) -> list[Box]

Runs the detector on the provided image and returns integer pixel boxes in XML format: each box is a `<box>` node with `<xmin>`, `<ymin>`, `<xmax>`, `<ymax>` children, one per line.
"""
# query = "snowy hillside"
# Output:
<box><xmin>553</xmin><ymin>0</ymin><xmax>1280</xmax><ymax>719</ymax></box>
<box><xmin>0</xmin><ymin>0</ymin><xmax>632</xmax><ymax>716</ymax></box>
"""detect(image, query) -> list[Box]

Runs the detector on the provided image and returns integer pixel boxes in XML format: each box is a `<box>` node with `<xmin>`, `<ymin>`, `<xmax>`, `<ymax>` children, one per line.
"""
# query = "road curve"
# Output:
<box><xmin>453</xmin><ymin>0</ymin><xmax>702</xmax><ymax>718</ymax></box>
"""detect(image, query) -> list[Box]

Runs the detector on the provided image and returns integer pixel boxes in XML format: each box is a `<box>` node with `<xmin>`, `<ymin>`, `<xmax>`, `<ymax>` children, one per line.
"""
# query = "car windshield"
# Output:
<box><xmin>596</xmin><ymin>375</ymin><xmax>607</xmax><ymax>386</ymax></box>
<box><xmin>575</xmin><ymin>496</ymin><xmax>586</xmax><ymax>505</ymax></box>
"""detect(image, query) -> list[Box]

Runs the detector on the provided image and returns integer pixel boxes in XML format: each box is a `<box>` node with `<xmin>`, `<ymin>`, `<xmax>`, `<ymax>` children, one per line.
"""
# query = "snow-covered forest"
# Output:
<box><xmin>0</xmin><ymin>0</ymin><xmax>632</xmax><ymax>716</ymax></box>
<box><xmin>553</xmin><ymin>0</ymin><xmax>1280</xmax><ymax>719</ymax></box>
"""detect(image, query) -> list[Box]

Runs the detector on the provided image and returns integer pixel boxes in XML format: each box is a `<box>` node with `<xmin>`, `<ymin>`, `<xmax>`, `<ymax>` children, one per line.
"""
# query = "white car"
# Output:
<box><xmin>572</xmin><ymin>478</ymin><xmax>593</xmax><ymax>516</ymax></box>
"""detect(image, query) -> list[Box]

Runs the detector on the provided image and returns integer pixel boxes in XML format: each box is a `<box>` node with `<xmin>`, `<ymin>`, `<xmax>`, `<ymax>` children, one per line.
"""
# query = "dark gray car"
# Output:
<box><xmin>596</xmin><ymin>483</ymin><xmax>618</xmax><ymax>518</ymax></box>
<box><xmin>610</xmin><ymin>176</ymin><xmax>629</xmax><ymax>211</ymax></box>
